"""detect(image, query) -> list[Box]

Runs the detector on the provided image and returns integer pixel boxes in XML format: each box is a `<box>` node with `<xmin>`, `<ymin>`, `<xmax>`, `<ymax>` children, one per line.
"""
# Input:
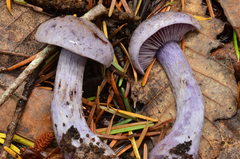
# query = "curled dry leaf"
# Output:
<box><xmin>131</xmin><ymin>0</ymin><xmax>237</xmax><ymax>158</ymax></box>
<box><xmin>218</xmin><ymin>0</ymin><xmax>240</xmax><ymax>39</ymax></box>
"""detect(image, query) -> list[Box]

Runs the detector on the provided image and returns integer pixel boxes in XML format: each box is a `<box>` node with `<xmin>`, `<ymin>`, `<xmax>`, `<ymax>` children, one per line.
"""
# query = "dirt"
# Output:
<box><xmin>59</xmin><ymin>126</ymin><xmax>116</xmax><ymax>159</ymax></box>
<box><xmin>169</xmin><ymin>140</ymin><xmax>193</xmax><ymax>159</ymax></box>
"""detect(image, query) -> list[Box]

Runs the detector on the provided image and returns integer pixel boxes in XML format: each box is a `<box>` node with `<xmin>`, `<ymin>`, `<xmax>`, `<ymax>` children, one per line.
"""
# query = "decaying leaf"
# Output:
<box><xmin>131</xmin><ymin>0</ymin><xmax>238</xmax><ymax>158</ymax></box>
<box><xmin>0</xmin><ymin>73</ymin><xmax>53</xmax><ymax>139</ymax></box>
<box><xmin>0</xmin><ymin>1</ymin><xmax>50</xmax><ymax>76</ymax></box>
<box><xmin>218</xmin><ymin>0</ymin><xmax>240</xmax><ymax>40</ymax></box>
<box><xmin>214</xmin><ymin>109</ymin><xmax>240</xmax><ymax>159</ymax></box>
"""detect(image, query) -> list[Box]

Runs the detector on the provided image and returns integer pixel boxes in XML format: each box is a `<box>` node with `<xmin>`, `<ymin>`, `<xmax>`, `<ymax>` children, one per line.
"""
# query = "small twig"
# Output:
<box><xmin>0</xmin><ymin>50</ymin><xmax>30</xmax><ymax>58</ymax></box>
<box><xmin>82</xmin><ymin>4</ymin><xmax>108</xmax><ymax>21</ymax></box>
<box><xmin>0</xmin><ymin>80</ymin><xmax>27</xmax><ymax>100</ymax></box>
<box><xmin>0</xmin><ymin>60</ymin><xmax>44</xmax><ymax>159</ymax></box>
<box><xmin>181</xmin><ymin>0</ymin><xmax>185</xmax><ymax>12</ymax></box>
<box><xmin>0</xmin><ymin>45</ymin><xmax>56</xmax><ymax>107</ymax></box>
<box><xmin>6</xmin><ymin>53</ymin><xmax>39</xmax><ymax>72</ymax></box>
<box><xmin>206</xmin><ymin>0</ymin><xmax>215</xmax><ymax>18</ymax></box>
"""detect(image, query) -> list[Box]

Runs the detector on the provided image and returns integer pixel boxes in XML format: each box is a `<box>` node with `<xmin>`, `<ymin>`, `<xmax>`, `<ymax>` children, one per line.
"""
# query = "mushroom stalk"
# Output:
<box><xmin>52</xmin><ymin>49</ymin><xmax>117</xmax><ymax>158</ymax></box>
<box><xmin>149</xmin><ymin>41</ymin><xmax>204</xmax><ymax>158</ymax></box>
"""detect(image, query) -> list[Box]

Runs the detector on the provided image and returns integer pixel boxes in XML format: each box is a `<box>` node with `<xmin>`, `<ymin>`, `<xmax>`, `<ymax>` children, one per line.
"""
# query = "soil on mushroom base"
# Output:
<box><xmin>169</xmin><ymin>140</ymin><xmax>193</xmax><ymax>159</ymax></box>
<box><xmin>59</xmin><ymin>126</ymin><xmax>117</xmax><ymax>159</ymax></box>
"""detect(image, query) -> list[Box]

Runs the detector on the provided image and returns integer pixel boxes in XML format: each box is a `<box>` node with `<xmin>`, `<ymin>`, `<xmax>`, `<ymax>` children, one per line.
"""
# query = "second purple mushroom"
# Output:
<box><xmin>129</xmin><ymin>11</ymin><xmax>204</xmax><ymax>158</ymax></box>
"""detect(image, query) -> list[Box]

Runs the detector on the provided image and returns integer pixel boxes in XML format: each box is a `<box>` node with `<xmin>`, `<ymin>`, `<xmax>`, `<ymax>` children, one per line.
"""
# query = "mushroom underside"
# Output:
<box><xmin>139</xmin><ymin>24</ymin><xmax>196</xmax><ymax>74</ymax></box>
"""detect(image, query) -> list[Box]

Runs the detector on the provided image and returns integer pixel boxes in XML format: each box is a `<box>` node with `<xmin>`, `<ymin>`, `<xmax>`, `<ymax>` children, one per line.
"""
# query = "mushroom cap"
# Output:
<box><xmin>35</xmin><ymin>15</ymin><xmax>113</xmax><ymax>67</ymax></box>
<box><xmin>129</xmin><ymin>11</ymin><xmax>201</xmax><ymax>75</ymax></box>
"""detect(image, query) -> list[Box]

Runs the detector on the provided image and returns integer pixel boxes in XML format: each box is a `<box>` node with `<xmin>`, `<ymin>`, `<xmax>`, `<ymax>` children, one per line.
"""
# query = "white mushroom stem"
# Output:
<box><xmin>149</xmin><ymin>41</ymin><xmax>204</xmax><ymax>159</ymax></box>
<box><xmin>51</xmin><ymin>49</ymin><xmax>117</xmax><ymax>158</ymax></box>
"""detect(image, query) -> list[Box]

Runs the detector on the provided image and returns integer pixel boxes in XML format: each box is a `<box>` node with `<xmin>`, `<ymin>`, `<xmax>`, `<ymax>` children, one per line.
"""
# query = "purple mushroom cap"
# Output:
<box><xmin>35</xmin><ymin>15</ymin><xmax>113</xmax><ymax>67</ymax></box>
<box><xmin>129</xmin><ymin>11</ymin><xmax>200</xmax><ymax>75</ymax></box>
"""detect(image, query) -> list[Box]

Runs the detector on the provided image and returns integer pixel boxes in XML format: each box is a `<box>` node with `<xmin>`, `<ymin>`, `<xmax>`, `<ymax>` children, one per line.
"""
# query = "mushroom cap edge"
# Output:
<box><xmin>35</xmin><ymin>15</ymin><xmax>114</xmax><ymax>67</ymax></box>
<box><xmin>128</xmin><ymin>11</ymin><xmax>201</xmax><ymax>75</ymax></box>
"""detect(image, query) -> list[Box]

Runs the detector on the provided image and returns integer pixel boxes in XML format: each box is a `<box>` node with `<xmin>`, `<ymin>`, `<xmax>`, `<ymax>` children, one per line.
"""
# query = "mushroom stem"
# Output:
<box><xmin>150</xmin><ymin>41</ymin><xmax>204</xmax><ymax>158</ymax></box>
<box><xmin>51</xmin><ymin>49</ymin><xmax>117</xmax><ymax>158</ymax></box>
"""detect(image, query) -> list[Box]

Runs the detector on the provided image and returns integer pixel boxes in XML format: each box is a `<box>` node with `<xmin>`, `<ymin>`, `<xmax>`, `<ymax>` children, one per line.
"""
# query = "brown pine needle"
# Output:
<box><xmin>35</xmin><ymin>70</ymin><xmax>56</xmax><ymax>85</ymax></box>
<box><xmin>6</xmin><ymin>0</ymin><xmax>12</xmax><ymax>15</ymax></box>
<box><xmin>111</xmin><ymin>72</ymin><xmax>126</xmax><ymax>110</ymax></box>
<box><xmin>108</xmin><ymin>0</ymin><xmax>116</xmax><ymax>17</ymax></box>
<box><xmin>115</xmin><ymin>1</ymin><xmax>122</xmax><ymax>11</ymax></box>
<box><xmin>39</xmin><ymin>54</ymin><xmax>59</xmax><ymax>76</ymax></box>
<box><xmin>107</xmin><ymin>89</ymin><xmax>114</xmax><ymax>109</ymax></box>
<box><xmin>131</xmin><ymin>120</ymin><xmax>149</xmax><ymax>156</ymax></box>
<box><xmin>42</xmin><ymin>80</ymin><xmax>54</xmax><ymax>86</ymax></box>
<box><xmin>237</xmin><ymin>81</ymin><xmax>240</xmax><ymax>108</ymax></box>
<box><xmin>96</xmin><ymin>86</ymin><xmax>101</xmax><ymax>114</ymax></box>
<box><xmin>108</xmin><ymin>23</ymin><xmax>128</xmax><ymax>40</ymax></box>
<box><xmin>82</xmin><ymin>97</ymin><xmax>95</xmax><ymax>107</ymax></box>
<box><xmin>158</xmin><ymin>125</ymin><xmax>167</xmax><ymax>143</ymax></box>
<box><xmin>0</xmin><ymin>50</ymin><xmax>30</xmax><ymax>58</ymax></box>
<box><xmin>103</xmin><ymin>110</ymin><xmax>118</xmax><ymax>144</ymax></box>
<box><xmin>206</xmin><ymin>0</ymin><xmax>215</xmax><ymax>18</ymax></box>
<box><xmin>109</xmin><ymin>133</ymin><xmax>122</xmax><ymax>148</ymax></box>
<box><xmin>119</xmin><ymin>42</ymin><xmax>138</xmax><ymax>83</ymax></box>
<box><xmin>111</xmin><ymin>107</ymin><xmax>158</xmax><ymax>122</ymax></box>
<box><xmin>95</xmin><ymin>109</ymin><xmax>105</xmax><ymax>124</ymax></box>
<box><xmin>97</xmin><ymin>133</ymin><xmax>127</xmax><ymax>140</ymax></box>
<box><xmin>117</xmin><ymin>139</ymin><xmax>139</xmax><ymax>156</ymax></box>
<box><xmin>181</xmin><ymin>36</ymin><xmax>185</xmax><ymax>52</ymax></box>
<box><xmin>124</xmin><ymin>78</ymin><xmax>131</xmax><ymax>98</ymax></box>
<box><xmin>90</xmin><ymin>118</ymin><xmax>95</xmax><ymax>132</ymax></box>
<box><xmin>148</xmin><ymin>118</ymin><xmax>173</xmax><ymax>131</ymax></box>
<box><xmin>87</xmin><ymin>101</ymin><xmax>97</xmax><ymax>126</ymax></box>
<box><xmin>142</xmin><ymin>58</ymin><xmax>156</xmax><ymax>86</ymax></box>
<box><xmin>147</xmin><ymin>0</ymin><xmax>168</xmax><ymax>19</ymax></box>
<box><xmin>37</xmin><ymin>86</ymin><xmax>52</xmax><ymax>91</ymax></box>
<box><xmin>121</xmin><ymin>0</ymin><xmax>132</xmax><ymax>13</ymax></box>
<box><xmin>181</xmin><ymin>0</ymin><xmax>185</xmax><ymax>12</ymax></box>
<box><xmin>123</xmin><ymin>131</ymin><xmax>161</xmax><ymax>137</ymax></box>
<box><xmin>88</xmin><ymin>0</ymin><xmax>93</xmax><ymax>10</ymax></box>
<box><xmin>6</xmin><ymin>53</ymin><xmax>39</xmax><ymax>72</ymax></box>
<box><xmin>129</xmin><ymin>131</ymin><xmax>140</xmax><ymax>159</ymax></box>
<box><xmin>143</xmin><ymin>143</ymin><xmax>148</xmax><ymax>159</ymax></box>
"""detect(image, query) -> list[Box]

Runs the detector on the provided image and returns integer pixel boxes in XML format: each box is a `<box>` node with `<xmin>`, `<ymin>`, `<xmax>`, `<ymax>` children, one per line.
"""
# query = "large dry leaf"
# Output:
<box><xmin>214</xmin><ymin>109</ymin><xmax>240</xmax><ymax>159</ymax></box>
<box><xmin>0</xmin><ymin>1</ymin><xmax>50</xmax><ymax>75</ymax></box>
<box><xmin>0</xmin><ymin>73</ymin><xmax>53</xmax><ymax>139</ymax></box>
<box><xmin>0</xmin><ymin>1</ymin><xmax>53</xmax><ymax>139</ymax></box>
<box><xmin>218</xmin><ymin>0</ymin><xmax>240</xmax><ymax>39</ymax></box>
<box><xmin>131</xmin><ymin>0</ymin><xmax>238</xmax><ymax>158</ymax></box>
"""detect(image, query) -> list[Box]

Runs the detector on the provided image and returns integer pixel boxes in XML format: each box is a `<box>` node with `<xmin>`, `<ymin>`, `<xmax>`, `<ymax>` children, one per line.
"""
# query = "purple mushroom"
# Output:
<box><xmin>129</xmin><ymin>11</ymin><xmax>204</xmax><ymax>158</ymax></box>
<box><xmin>35</xmin><ymin>15</ymin><xmax>118</xmax><ymax>158</ymax></box>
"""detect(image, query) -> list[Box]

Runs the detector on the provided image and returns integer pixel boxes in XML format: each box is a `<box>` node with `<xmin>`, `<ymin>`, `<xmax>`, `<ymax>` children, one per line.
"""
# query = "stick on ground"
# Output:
<box><xmin>0</xmin><ymin>61</ymin><xmax>44</xmax><ymax>159</ymax></box>
<box><xmin>0</xmin><ymin>45</ymin><xmax>56</xmax><ymax>107</ymax></box>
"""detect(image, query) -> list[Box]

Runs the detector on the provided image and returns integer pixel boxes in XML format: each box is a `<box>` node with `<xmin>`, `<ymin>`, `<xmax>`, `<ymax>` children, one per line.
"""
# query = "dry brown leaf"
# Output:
<box><xmin>131</xmin><ymin>0</ymin><xmax>238</xmax><ymax>158</ymax></box>
<box><xmin>218</xmin><ymin>0</ymin><xmax>240</xmax><ymax>40</ymax></box>
<box><xmin>0</xmin><ymin>73</ymin><xmax>53</xmax><ymax>139</ymax></box>
<box><xmin>0</xmin><ymin>1</ymin><xmax>50</xmax><ymax>76</ymax></box>
<box><xmin>214</xmin><ymin>110</ymin><xmax>240</xmax><ymax>159</ymax></box>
